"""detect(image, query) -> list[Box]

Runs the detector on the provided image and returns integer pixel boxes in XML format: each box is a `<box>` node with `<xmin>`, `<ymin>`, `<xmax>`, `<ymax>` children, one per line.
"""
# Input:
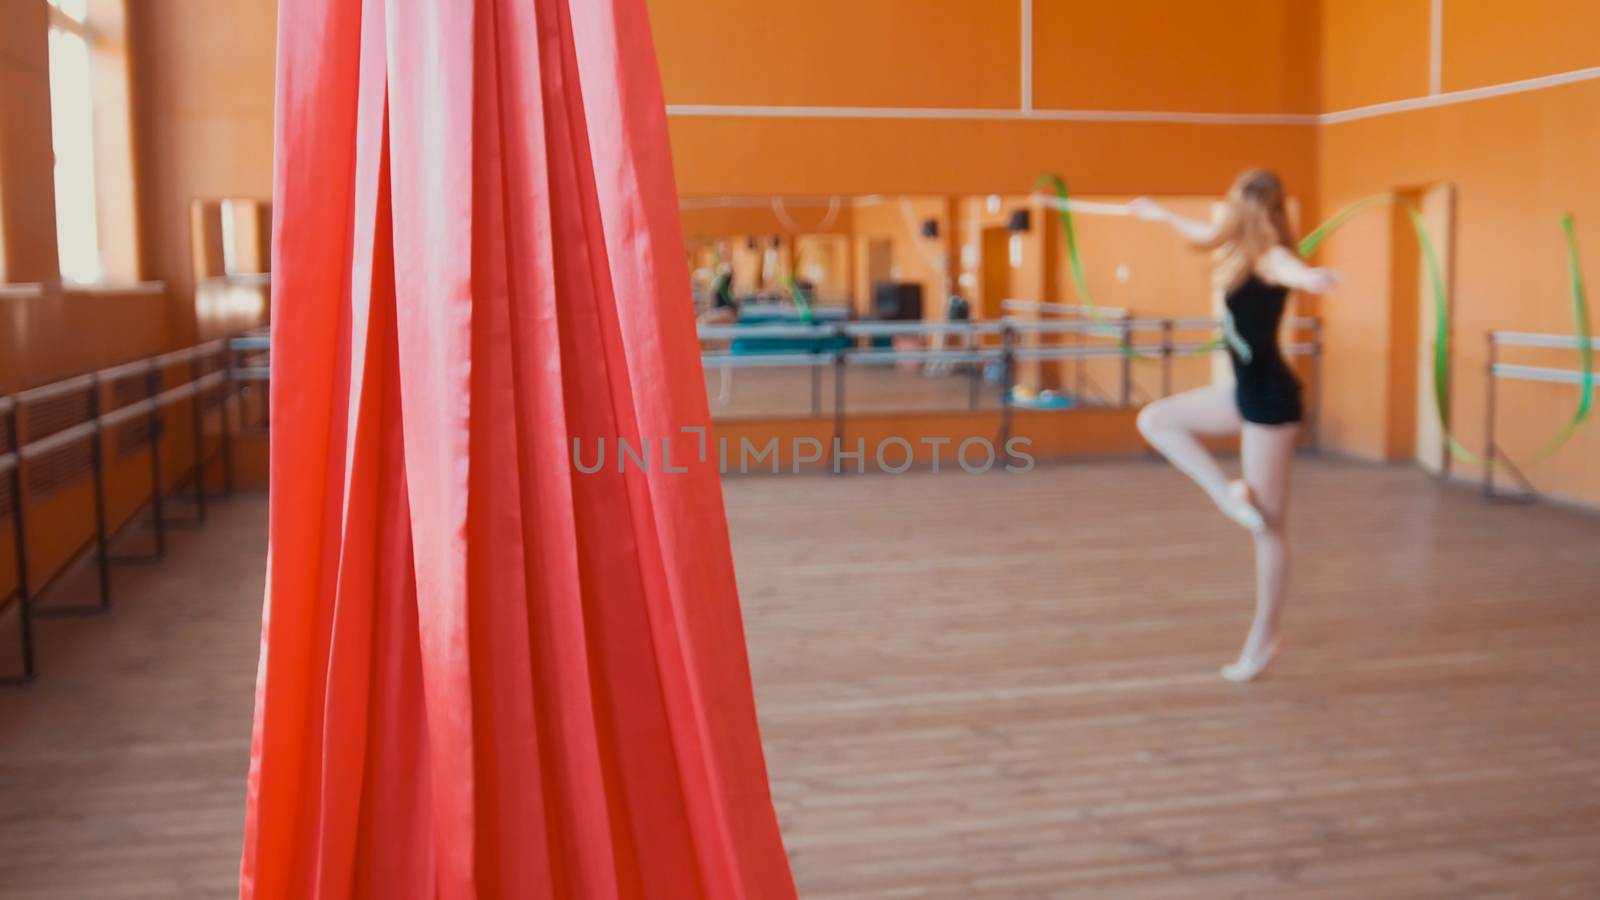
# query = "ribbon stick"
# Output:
<box><xmin>1033</xmin><ymin>194</ymin><xmax>1136</xmax><ymax>218</ymax></box>
<box><xmin>1035</xmin><ymin>175</ymin><xmax>1154</xmax><ymax>359</ymax></box>
<box><xmin>1036</xmin><ymin>174</ymin><xmax>1221</xmax><ymax>360</ymax></box>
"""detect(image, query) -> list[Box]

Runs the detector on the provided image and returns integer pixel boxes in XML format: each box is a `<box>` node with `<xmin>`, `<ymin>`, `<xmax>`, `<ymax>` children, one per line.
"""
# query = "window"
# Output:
<box><xmin>47</xmin><ymin>0</ymin><xmax>104</xmax><ymax>284</ymax></box>
<box><xmin>50</xmin><ymin>0</ymin><xmax>90</xmax><ymax>20</ymax></box>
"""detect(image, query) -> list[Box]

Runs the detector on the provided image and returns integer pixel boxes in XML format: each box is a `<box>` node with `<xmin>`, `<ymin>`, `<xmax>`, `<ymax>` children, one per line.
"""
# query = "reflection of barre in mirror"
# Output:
<box><xmin>695</xmin><ymin>315</ymin><xmax>1325</xmax><ymax>432</ymax></box>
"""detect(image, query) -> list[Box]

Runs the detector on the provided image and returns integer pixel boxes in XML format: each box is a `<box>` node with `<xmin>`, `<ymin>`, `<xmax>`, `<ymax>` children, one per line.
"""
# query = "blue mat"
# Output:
<box><xmin>729</xmin><ymin>308</ymin><xmax>852</xmax><ymax>355</ymax></box>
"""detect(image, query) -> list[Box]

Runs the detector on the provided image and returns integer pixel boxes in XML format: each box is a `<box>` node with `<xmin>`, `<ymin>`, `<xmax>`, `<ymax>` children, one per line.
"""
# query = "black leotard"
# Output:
<box><xmin>1223</xmin><ymin>274</ymin><xmax>1302</xmax><ymax>425</ymax></box>
<box><xmin>713</xmin><ymin>271</ymin><xmax>736</xmax><ymax>310</ymax></box>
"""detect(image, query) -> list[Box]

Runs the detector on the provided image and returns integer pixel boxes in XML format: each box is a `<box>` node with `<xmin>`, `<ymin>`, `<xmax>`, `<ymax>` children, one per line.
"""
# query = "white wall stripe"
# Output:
<box><xmin>1321</xmin><ymin>64</ymin><xmax>1600</xmax><ymax>124</ymax></box>
<box><xmin>679</xmin><ymin>197</ymin><xmax>841</xmax><ymax>210</ymax></box>
<box><xmin>1430</xmin><ymin>0</ymin><xmax>1444</xmax><ymax>95</ymax></box>
<box><xmin>666</xmin><ymin>64</ymin><xmax>1600</xmax><ymax>128</ymax></box>
<box><xmin>665</xmin><ymin>103</ymin><xmax>1316</xmax><ymax>126</ymax></box>
<box><xmin>1020</xmin><ymin>0</ymin><xmax>1034</xmax><ymax>112</ymax></box>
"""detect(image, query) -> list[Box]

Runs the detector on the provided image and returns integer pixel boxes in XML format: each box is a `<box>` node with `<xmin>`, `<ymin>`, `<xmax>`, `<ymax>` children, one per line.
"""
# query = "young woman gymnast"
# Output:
<box><xmin>1128</xmin><ymin>170</ymin><xmax>1339</xmax><ymax>682</ymax></box>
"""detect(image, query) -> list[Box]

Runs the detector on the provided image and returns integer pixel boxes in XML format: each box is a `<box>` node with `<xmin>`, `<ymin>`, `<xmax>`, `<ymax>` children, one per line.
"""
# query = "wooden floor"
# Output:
<box><xmin>1</xmin><ymin>458</ymin><xmax>1598</xmax><ymax>897</ymax></box>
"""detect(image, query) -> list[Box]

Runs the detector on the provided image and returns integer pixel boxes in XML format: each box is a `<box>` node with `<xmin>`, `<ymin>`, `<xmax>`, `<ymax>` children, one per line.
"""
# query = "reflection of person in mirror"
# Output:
<box><xmin>1128</xmin><ymin>169</ymin><xmax>1339</xmax><ymax>683</ymax></box>
<box><xmin>925</xmin><ymin>294</ymin><xmax>972</xmax><ymax>377</ymax></box>
<box><xmin>698</xmin><ymin>262</ymin><xmax>738</xmax><ymax>404</ymax></box>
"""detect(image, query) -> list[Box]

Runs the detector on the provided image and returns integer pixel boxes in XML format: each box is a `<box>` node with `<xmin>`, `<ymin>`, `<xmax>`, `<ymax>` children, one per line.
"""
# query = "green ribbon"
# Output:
<box><xmin>786</xmin><ymin>248</ymin><xmax>814</xmax><ymax>324</ymax></box>
<box><xmin>1036</xmin><ymin>174</ymin><xmax>1168</xmax><ymax>360</ymax></box>
<box><xmin>1304</xmin><ymin>196</ymin><xmax>1593</xmax><ymax>466</ymax></box>
<box><xmin>1403</xmin><ymin>203</ymin><xmax>1482</xmax><ymax>462</ymax></box>
<box><xmin>1040</xmin><ymin>173</ymin><xmax>1594</xmax><ymax>467</ymax></box>
<box><xmin>1529</xmin><ymin>214</ymin><xmax>1593</xmax><ymax>461</ymax></box>
<box><xmin>1297</xmin><ymin>193</ymin><xmax>1394</xmax><ymax>257</ymax></box>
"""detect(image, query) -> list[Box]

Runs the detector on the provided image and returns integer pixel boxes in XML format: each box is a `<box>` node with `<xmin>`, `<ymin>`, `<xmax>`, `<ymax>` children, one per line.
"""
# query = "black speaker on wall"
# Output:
<box><xmin>921</xmin><ymin>219</ymin><xmax>940</xmax><ymax>239</ymax></box>
<box><xmin>872</xmin><ymin>281</ymin><xmax>924</xmax><ymax>321</ymax></box>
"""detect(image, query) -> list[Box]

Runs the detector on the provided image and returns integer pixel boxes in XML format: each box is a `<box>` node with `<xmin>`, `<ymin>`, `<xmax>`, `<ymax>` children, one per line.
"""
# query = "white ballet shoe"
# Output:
<box><xmin>1221</xmin><ymin>639</ymin><xmax>1280</xmax><ymax>683</ymax></box>
<box><xmin>1217</xmin><ymin>480</ymin><xmax>1266</xmax><ymax>533</ymax></box>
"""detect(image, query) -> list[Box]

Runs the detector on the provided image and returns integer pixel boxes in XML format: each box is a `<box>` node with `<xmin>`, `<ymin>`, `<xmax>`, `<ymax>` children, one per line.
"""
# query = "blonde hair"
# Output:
<box><xmin>1200</xmin><ymin>169</ymin><xmax>1296</xmax><ymax>290</ymax></box>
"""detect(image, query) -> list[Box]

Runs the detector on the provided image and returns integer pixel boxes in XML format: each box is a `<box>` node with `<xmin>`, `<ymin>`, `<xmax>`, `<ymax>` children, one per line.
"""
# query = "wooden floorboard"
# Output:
<box><xmin>0</xmin><ymin>457</ymin><xmax>1596</xmax><ymax>898</ymax></box>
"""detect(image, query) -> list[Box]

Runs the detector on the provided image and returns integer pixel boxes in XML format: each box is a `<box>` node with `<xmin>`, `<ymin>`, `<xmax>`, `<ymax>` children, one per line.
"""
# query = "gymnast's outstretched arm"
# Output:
<box><xmin>1127</xmin><ymin>197</ymin><xmax>1224</xmax><ymax>246</ymax></box>
<box><xmin>1258</xmin><ymin>246</ymin><xmax>1341</xmax><ymax>294</ymax></box>
<box><xmin>1128</xmin><ymin>199</ymin><xmax>1342</xmax><ymax>293</ymax></box>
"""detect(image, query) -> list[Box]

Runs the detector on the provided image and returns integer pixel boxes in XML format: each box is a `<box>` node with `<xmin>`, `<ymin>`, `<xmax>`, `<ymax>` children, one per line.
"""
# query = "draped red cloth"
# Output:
<box><xmin>240</xmin><ymin>1</ymin><xmax>796</xmax><ymax>896</ymax></box>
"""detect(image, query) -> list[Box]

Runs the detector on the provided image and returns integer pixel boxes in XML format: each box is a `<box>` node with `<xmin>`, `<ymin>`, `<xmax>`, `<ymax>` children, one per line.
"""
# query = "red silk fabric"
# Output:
<box><xmin>240</xmin><ymin>1</ymin><xmax>795</xmax><ymax>897</ymax></box>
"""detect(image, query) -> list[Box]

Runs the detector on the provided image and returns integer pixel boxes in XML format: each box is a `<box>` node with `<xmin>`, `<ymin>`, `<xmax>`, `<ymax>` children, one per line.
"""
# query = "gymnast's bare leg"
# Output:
<box><xmin>1227</xmin><ymin>421</ymin><xmax>1299</xmax><ymax>681</ymax></box>
<box><xmin>1136</xmin><ymin>386</ymin><xmax>1297</xmax><ymax>680</ymax></box>
<box><xmin>1135</xmin><ymin>385</ymin><xmax>1261</xmax><ymax>530</ymax></box>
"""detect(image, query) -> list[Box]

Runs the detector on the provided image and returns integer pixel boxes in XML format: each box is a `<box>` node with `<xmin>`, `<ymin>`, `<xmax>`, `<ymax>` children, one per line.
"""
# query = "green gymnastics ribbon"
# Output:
<box><xmin>786</xmin><ymin>248</ymin><xmax>815</xmax><ymax>324</ymax></box>
<box><xmin>1403</xmin><ymin>202</ymin><xmax>1482</xmax><ymax>463</ymax></box>
<box><xmin>1302</xmin><ymin>195</ymin><xmax>1593</xmax><ymax>466</ymax></box>
<box><xmin>1297</xmin><ymin>193</ymin><xmax>1394</xmax><ymax>256</ymax></box>
<box><xmin>1530</xmin><ymin>214</ymin><xmax>1592</xmax><ymax>461</ymax></box>
<box><xmin>1043</xmin><ymin>174</ymin><xmax>1593</xmax><ymax>466</ymax></box>
<box><xmin>1036</xmin><ymin>174</ymin><xmax>1183</xmax><ymax>360</ymax></box>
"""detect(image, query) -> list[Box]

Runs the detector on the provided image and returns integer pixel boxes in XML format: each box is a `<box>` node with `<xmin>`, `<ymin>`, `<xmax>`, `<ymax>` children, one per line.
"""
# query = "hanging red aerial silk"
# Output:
<box><xmin>240</xmin><ymin>0</ymin><xmax>796</xmax><ymax>896</ymax></box>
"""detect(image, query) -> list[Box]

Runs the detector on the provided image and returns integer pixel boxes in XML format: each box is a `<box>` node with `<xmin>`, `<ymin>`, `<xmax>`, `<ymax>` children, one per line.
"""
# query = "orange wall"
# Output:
<box><xmin>650</xmin><ymin>0</ymin><xmax>1323</xmax><ymax>115</ymax></box>
<box><xmin>851</xmin><ymin>197</ymin><xmax>952</xmax><ymax>318</ymax></box>
<box><xmin>127</xmin><ymin>0</ymin><xmax>277</xmax><ymax>340</ymax></box>
<box><xmin>1035</xmin><ymin>0</ymin><xmax>1320</xmax><ymax>114</ymax></box>
<box><xmin>654</xmin><ymin>1</ymin><xmax>1319</xmax><ymax>199</ymax></box>
<box><xmin>649</xmin><ymin>0</ymin><xmax>1020</xmax><ymax>109</ymax></box>
<box><xmin>0</xmin><ymin>0</ymin><xmax>60</xmax><ymax>283</ymax></box>
<box><xmin>670</xmin><ymin>116</ymin><xmax>1318</xmax><ymax>200</ymax></box>
<box><xmin>0</xmin><ymin>284</ymin><xmax>177</xmax><ymax>393</ymax></box>
<box><xmin>948</xmin><ymin>194</ymin><xmax>1052</xmax><ymax>316</ymax></box>
<box><xmin>680</xmin><ymin>203</ymin><xmax>854</xmax><ymax>240</ymax></box>
<box><xmin>1441</xmin><ymin>0</ymin><xmax>1600</xmax><ymax>90</ymax></box>
<box><xmin>1317</xmin><ymin>79</ymin><xmax>1600</xmax><ymax>504</ymax></box>
<box><xmin>1319</xmin><ymin>0</ymin><xmax>1431</xmax><ymax>112</ymax></box>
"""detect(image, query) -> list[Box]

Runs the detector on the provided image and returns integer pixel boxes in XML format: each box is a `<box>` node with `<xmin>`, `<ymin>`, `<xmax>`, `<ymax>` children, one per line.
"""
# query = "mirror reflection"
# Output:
<box><xmin>682</xmin><ymin>193</ymin><xmax>1307</xmax><ymax>423</ymax></box>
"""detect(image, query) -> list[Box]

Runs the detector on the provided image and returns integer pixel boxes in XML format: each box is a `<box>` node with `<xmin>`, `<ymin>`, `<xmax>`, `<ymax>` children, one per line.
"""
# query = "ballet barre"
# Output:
<box><xmin>700</xmin><ymin>352</ymin><xmax>833</xmax><ymax>369</ymax></box>
<box><xmin>1002</xmin><ymin>299</ymin><xmax>1132</xmax><ymax>319</ymax></box>
<box><xmin>696</xmin><ymin>313</ymin><xmax>1325</xmax><ymax>449</ymax></box>
<box><xmin>0</xmin><ymin>340</ymin><xmax>242</xmax><ymax>685</ymax></box>
<box><xmin>1482</xmin><ymin>330</ymin><xmax>1598</xmax><ymax>500</ymax></box>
